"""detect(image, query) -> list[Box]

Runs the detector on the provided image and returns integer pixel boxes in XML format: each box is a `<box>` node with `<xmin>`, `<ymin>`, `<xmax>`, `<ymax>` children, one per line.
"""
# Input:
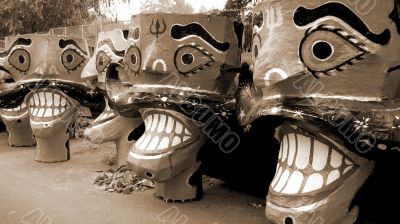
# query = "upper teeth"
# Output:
<box><xmin>27</xmin><ymin>91</ymin><xmax>70</xmax><ymax>118</ymax></box>
<box><xmin>2</xmin><ymin>102</ymin><xmax>27</xmax><ymax>112</ymax></box>
<box><xmin>270</xmin><ymin>133</ymin><xmax>355</xmax><ymax>195</ymax></box>
<box><xmin>94</xmin><ymin>102</ymin><xmax>117</xmax><ymax>123</ymax></box>
<box><xmin>134</xmin><ymin>113</ymin><xmax>193</xmax><ymax>152</ymax></box>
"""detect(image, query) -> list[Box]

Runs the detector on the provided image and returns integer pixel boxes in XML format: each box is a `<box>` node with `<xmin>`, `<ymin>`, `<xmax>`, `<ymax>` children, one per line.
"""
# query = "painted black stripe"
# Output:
<box><xmin>294</xmin><ymin>3</ymin><xmax>391</xmax><ymax>45</ymax></box>
<box><xmin>59</xmin><ymin>39</ymin><xmax>88</xmax><ymax>55</ymax></box>
<box><xmin>171</xmin><ymin>23</ymin><xmax>230</xmax><ymax>51</ymax></box>
<box><xmin>0</xmin><ymin>38</ymin><xmax>32</xmax><ymax>58</ymax></box>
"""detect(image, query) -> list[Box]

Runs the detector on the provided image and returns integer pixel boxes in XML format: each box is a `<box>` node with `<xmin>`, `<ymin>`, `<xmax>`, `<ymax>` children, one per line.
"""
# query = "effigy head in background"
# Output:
<box><xmin>104</xmin><ymin>13</ymin><xmax>242</xmax><ymax>201</ymax></box>
<box><xmin>82</xmin><ymin>29</ymin><xmax>143</xmax><ymax>168</ymax></box>
<box><xmin>0</xmin><ymin>70</ymin><xmax>35</xmax><ymax>147</ymax></box>
<box><xmin>238</xmin><ymin>0</ymin><xmax>400</xmax><ymax>223</ymax></box>
<box><xmin>0</xmin><ymin>34</ymin><xmax>104</xmax><ymax>162</ymax></box>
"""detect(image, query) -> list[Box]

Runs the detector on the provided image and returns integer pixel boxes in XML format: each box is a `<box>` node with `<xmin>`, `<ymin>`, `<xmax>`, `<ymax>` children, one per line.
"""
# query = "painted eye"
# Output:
<box><xmin>9</xmin><ymin>49</ymin><xmax>30</xmax><ymax>72</ymax></box>
<box><xmin>61</xmin><ymin>49</ymin><xmax>85</xmax><ymax>71</ymax></box>
<box><xmin>96</xmin><ymin>51</ymin><xmax>111</xmax><ymax>73</ymax></box>
<box><xmin>300</xmin><ymin>28</ymin><xmax>368</xmax><ymax>74</ymax></box>
<box><xmin>124</xmin><ymin>46</ymin><xmax>141</xmax><ymax>73</ymax></box>
<box><xmin>174</xmin><ymin>45</ymin><xmax>214</xmax><ymax>75</ymax></box>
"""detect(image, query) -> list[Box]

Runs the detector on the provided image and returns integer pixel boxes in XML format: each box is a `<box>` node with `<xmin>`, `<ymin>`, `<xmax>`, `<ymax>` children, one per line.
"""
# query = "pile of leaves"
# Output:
<box><xmin>93</xmin><ymin>165</ymin><xmax>155</xmax><ymax>194</ymax></box>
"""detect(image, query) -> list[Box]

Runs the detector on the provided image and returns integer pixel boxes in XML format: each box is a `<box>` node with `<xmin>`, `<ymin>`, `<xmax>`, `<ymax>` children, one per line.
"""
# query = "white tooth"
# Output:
<box><xmin>146</xmin><ymin>136</ymin><xmax>159</xmax><ymax>151</ymax></box>
<box><xmin>271</xmin><ymin>166</ymin><xmax>283</xmax><ymax>188</ymax></box>
<box><xmin>326</xmin><ymin>170</ymin><xmax>340</xmax><ymax>185</ymax></box>
<box><xmin>29</xmin><ymin>98</ymin><xmax>34</xmax><ymax>106</ymax></box>
<box><xmin>183</xmin><ymin>136</ymin><xmax>191</xmax><ymax>142</ymax></box>
<box><xmin>158</xmin><ymin>137</ymin><xmax>170</xmax><ymax>150</ymax></box>
<box><xmin>54</xmin><ymin>108</ymin><xmax>60</xmax><ymax>116</ymax></box>
<box><xmin>33</xmin><ymin>93</ymin><xmax>39</xmax><ymax>106</ymax></box>
<box><xmin>330</xmin><ymin>149</ymin><xmax>343</xmax><ymax>168</ymax></box>
<box><xmin>60</xmin><ymin>108</ymin><xmax>66</xmax><ymax>113</ymax></box>
<box><xmin>281</xmin><ymin>135</ymin><xmax>289</xmax><ymax>162</ymax></box>
<box><xmin>295</xmin><ymin>135</ymin><xmax>311</xmax><ymax>170</ymax></box>
<box><xmin>61</xmin><ymin>97</ymin><xmax>67</xmax><ymax>106</ymax></box>
<box><xmin>54</xmin><ymin>94</ymin><xmax>60</xmax><ymax>106</ymax></box>
<box><xmin>45</xmin><ymin>92</ymin><xmax>53</xmax><ymax>106</ymax></box>
<box><xmin>281</xmin><ymin>171</ymin><xmax>304</xmax><ymax>194</ymax></box>
<box><xmin>38</xmin><ymin>108</ymin><xmax>45</xmax><ymax>117</ymax></box>
<box><xmin>29</xmin><ymin>108</ymin><xmax>34</xmax><ymax>114</ymax></box>
<box><xmin>39</xmin><ymin>92</ymin><xmax>45</xmax><ymax>106</ymax></box>
<box><xmin>146</xmin><ymin>115</ymin><xmax>153</xmax><ymax>131</ymax></box>
<box><xmin>32</xmin><ymin>108</ymin><xmax>38</xmax><ymax>116</ymax></box>
<box><xmin>302</xmin><ymin>173</ymin><xmax>324</xmax><ymax>193</ymax></box>
<box><xmin>184</xmin><ymin>128</ymin><xmax>191</xmax><ymax>136</ymax></box>
<box><xmin>343</xmin><ymin>166</ymin><xmax>353</xmax><ymax>174</ymax></box>
<box><xmin>312</xmin><ymin>140</ymin><xmax>329</xmax><ymax>171</ymax></box>
<box><xmin>135</xmin><ymin>134</ymin><xmax>146</xmax><ymax>149</ymax></box>
<box><xmin>175</xmin><ymin>121</ymin><xmax>183</xmax><ymax>134</ymax></box>
<box><xmin>287</xmin><ymin>134</ymin><xmax>296</xmax><ymax>166</ymax></box>
<box><xmin>44</xmin><ymin>108</ymin><xmax>52</xmax><ymax>117</ymax></box>
<box><xmin>150</xmin><ymin>114</ymin><xmax>159</xmax><ymax>131</ymax></box>
<box><xmin>21</xmin><ymin>102</ymin><xmax>27</xmax><ymax>108</ymax></box>
<box><xmin>166</xmin><ymin>116</ymin><xmax>174</xmax><ymax>134</ymax></box>
<box><xmin>172</xmin><ymin>136</ymin><xmax>182</xmax><ymax>147</ymax></box>
<box><xmin>273</xmin><ymin>169</ymin><xmax>290</xmax><ymax>192</ymax></box>
<box><xmin>345</xmin><ymin>159</ymin><xmax>353</xmax><ymax>166</ymax></box>
<box><xmin>157</xmin><ymin>115</ymin><xmax>166</xmax><ymax>133</ymax></box>
<box><xmin>139</xmin><ymin>135</ymin><xmax>152</xmax><ymax>150</ymax></box>
<box><xmin>278</xmin><ymin>142</ymin><xmax>283</xmax><ymax>160</ymax></box>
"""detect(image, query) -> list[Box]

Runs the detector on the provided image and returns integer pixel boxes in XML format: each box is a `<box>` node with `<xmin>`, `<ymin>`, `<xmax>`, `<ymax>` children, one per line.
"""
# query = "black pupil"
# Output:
<box><xmin>284</xmin><ymin>217</ymin><xmax>294</xmax><ymax>224</ymax></box>
<box><xmin>182</xmin><ymin>53</ymin><xmax>194</xmax><ymax>65</ymax></box>
<box><xmin>313</xmin><ymin>41</ymin><xmax>333</xmax><ymax>60</ymax></box>
<box><xmin>66</xmin><ymin>54</ymin><xmax>74</xmax><ymax>63</ymax></box>
<box><xmin>18</xmin><ymin>55</ymin><xmax>25</xmax><ymax>64</ymax></box>
<box><xmin>130</xmin><ymin>53</ymin><xmax>137</xmax><ymax>64</ymax></box>
<box><xmin>254</xmin><ymin>45</ymin><xmax>259</xmax><ymax>58</ymax></box>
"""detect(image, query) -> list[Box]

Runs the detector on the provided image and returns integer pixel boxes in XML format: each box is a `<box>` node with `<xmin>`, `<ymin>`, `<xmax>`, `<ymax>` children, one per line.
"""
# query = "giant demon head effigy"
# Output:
<box><xmin>238</xmin><ymin>0</ymin><xmax>400</xmax><ymax>223</ymax></box>
<box><xmin>82</xmin><ymin>29</ymin><xmax>143</xmax><ymax>167</ymax></box>
<box><xmin>103</xmin><ymin>13</ymin><xmax>242</xmax><ymax>201</ymax></box>
<box><xmin>0</xmin><ymin>34</ymin><xmax>104</xmax><ymax>162</ymax></box>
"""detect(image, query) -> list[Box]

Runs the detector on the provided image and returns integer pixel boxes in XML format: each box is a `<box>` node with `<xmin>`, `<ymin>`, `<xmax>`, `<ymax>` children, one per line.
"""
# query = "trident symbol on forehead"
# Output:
<box><xmin>150</xmin><ymin>18</ymin><xmax>167</xmax><ymax>38</ymax></box>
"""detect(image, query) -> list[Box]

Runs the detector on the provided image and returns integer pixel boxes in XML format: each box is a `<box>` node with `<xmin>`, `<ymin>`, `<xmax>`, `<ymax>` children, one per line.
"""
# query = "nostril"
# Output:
<box><xmin>284</xmin><ymin>217</ymin><xmax>294</xmax><ymax>224</ymax></box>
<box><xmin>106</xmin><ymin>63</ymin><xmax>120</xmax><ymax>81</ymax></box>
<box><xmin>145</xmin><ymin>171</ymin><xmax>154</xmax><ymax>179</ymax></box>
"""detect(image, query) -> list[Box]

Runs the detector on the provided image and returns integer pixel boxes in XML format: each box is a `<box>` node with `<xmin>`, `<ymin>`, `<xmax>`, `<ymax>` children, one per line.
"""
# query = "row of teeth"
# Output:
<box><xmin>1</xmin><ymin>102</ymin><xmax>27</xmax><ymax>112</ymax></box>
<box><xmin>94</xmin><ymin>103</ymin><xmax>117</xmax><ymax>123</ymax></box>
<box><xmin>134</xmin><ymin>114</ymin><xmax>192</xmax><ymax>151</ymax></box>
<box><xmin>270</xmin><ymin>134</ymin><xmax>354</xmax><ymax>195</ymax></box>
<box><xmin>28</xmin><ymin>91</ymin><xmax>70</xmax><ymax>117</ymax></box>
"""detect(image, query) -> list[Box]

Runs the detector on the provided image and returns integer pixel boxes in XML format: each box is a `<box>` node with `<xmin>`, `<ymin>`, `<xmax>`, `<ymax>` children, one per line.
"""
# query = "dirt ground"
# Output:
<box><xmin>0</xmin><ymin>132</ymin><xmax>266</xmax><ymax>224</ymax></box>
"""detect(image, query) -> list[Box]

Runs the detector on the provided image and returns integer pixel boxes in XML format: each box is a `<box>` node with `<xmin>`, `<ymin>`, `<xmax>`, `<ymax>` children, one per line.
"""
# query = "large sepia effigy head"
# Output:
<box><xmin>102</xmin><ymin>13</ymin><xmax>242</xmax><ymax>201</ymax></box>
<box><xmin>82</xmin><ymin>29</ymin><xmax>143</xmax><ymax>168</ymax></box>
<box><xmin>0</xmin><ymin>34</ymin><xmax>104</xmax><ymax>162</ymax></box>
<box><xmin>238</xmin><ymin>0</ymin><xmax>400</xmax><ymax>223</ymax></box>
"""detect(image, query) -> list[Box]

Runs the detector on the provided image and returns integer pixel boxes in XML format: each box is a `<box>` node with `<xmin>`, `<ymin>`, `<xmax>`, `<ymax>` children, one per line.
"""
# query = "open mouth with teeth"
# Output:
<box><xmin>132</xmin><ymin>109</ymin><xmax>199</xmax><ymax>155</ymax></box>
<box><xmin>268</xmin><ymin>132</ymin><xmax>359</xmax><ymax>207</ymax></box>
<box><xmin>26</xmin><ymin>89</ymin><xmax>75</xmax><ymax>120</ymax></box>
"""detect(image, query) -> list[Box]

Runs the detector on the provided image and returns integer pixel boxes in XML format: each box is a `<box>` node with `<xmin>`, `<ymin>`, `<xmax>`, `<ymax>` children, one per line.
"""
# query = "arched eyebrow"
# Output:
<box><xmin>97</xmin><ymin>38</ymin><xmax>125</xmax><ymax>57</ymax></box>
<box><xmin>59</xmin><ymin>39</ymin><xmax>88</xmax><ymax>55</ymax></box>
<box><xmin>0</xmin><ymin>38</ymin><xmax>32</xmax><ymax>57</ymax></box>
<box><xmin>171</xmin><ymin>23</ymin><xmax>230</xmax><ymax>52</ymax></box>
<box><xmin>293</xmin><ymin>2</ymin><xmax>391</xmax><ymax>45</ymax></box>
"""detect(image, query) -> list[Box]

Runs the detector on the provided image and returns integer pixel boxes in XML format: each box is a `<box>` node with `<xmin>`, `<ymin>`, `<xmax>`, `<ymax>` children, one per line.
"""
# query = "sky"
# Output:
<box><xmin>101</xmin><ymin>0</ymin><xmax>228</xmax><ymax>21</ymax></box>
